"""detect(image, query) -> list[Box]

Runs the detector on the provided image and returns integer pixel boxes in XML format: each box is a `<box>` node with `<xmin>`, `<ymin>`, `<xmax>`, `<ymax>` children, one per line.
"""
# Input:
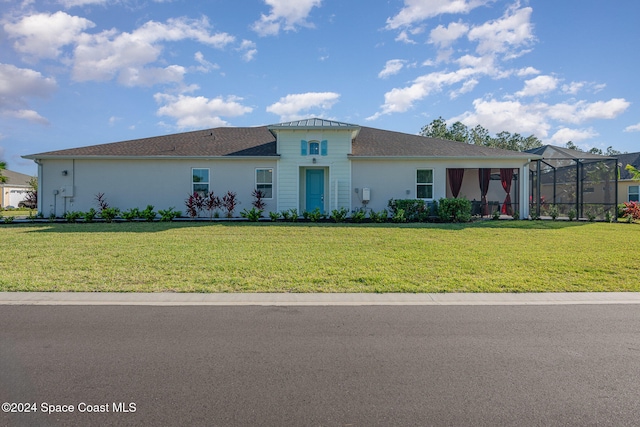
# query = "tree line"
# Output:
<box><xmin>419</xmin><ymin>116</ymin><xmax>622</xmax><ymax>156</ymax></box>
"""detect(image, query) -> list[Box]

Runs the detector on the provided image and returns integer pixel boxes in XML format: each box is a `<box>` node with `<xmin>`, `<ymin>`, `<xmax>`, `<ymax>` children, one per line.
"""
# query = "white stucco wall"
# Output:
<box><xmin>351</xmin><ymin>158</ymin><xmax>531</xmax><ymax>217</ymax></box>
<box><xmin>38</xmin><ymin>158</ymin><xmax>278</xmax><ymax>217</ymax></box>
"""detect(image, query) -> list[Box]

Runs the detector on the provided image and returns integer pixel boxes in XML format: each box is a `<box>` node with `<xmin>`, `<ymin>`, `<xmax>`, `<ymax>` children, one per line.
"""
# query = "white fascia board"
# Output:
<box><xmin>22</xmin><ymin>155</ymin><xmax>281</xmax><ymax>161</ymax></box>
<box><xmin>347</xmin><ymin>155</ymin><xmax>541</xmax><ymax>161</ymax></box>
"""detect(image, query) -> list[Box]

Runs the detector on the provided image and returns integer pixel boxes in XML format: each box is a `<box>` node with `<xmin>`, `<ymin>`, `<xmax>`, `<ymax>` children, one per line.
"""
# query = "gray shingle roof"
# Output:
<box><xmin>351</xmin><ymin>127</ymin><xmax>534</xmax><ymax>158</ymax></box>
<box><xmin>25</xmin><ymin>120</ymin><xmax>537</xmax><ymax>159</ymax></box>
<box><xmin>25</xmin><ymin>126</ymin><xmax>277</xmax><ymax>158</ymax></box>
<box><xmin>0</xmin><ymin>169</ymin><xmax>34</xmax><ymax>186</ymax></box>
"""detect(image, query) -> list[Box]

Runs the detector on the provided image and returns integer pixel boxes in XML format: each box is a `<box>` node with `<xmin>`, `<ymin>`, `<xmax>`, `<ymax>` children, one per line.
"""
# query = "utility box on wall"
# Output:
<box><xmin>362</xmin><ymin>187</ymin><xmax>370</xmax><ymax>202</ymax></box>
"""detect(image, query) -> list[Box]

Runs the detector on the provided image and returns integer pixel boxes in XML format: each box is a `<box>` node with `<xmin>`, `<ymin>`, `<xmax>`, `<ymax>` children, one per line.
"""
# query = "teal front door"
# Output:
<box><xmin>306</xmin><ymin>169</ymin><xmax>324</xmax><ymax>213</ymax></box>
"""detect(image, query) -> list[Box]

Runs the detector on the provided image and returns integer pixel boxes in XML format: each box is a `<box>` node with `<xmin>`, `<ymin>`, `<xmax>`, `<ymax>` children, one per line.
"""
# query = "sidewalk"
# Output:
<box><xmin>1</xmin><ymin>292</ymin><xmax>639</xmax><ymax>306</ymax></box>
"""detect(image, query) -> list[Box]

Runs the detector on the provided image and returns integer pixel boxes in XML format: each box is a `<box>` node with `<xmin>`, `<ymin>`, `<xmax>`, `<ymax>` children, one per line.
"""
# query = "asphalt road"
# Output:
<box><xmin>1</xmin><ymin>305</ymin><xmax>639</xmax><ymax>426</ymax></box>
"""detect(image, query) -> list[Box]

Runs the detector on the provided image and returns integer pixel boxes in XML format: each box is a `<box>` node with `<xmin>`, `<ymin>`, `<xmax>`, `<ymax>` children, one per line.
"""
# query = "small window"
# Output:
<box><xmin>630</xmin><ymin>185</ymin><xmax>639</xmax><ymax>202</ymax></box>
<box><xmin>309</xmin><ymin>141</ymin><xmax>320</xmax><ymax>155</ymax></box>
<box><xmin>256</xmin><ymin>168</ymin><xmax>273</xmax><ymax>199</ymax></box>
<box><xmin>417</xmin><ymin>169</ymin><xmax>433</xmax><ymax>199</ymax></box>
<box><xmin>192</xmin><ymin>168</ymin><xmax>209</xmax><ymax>196</ymax></box>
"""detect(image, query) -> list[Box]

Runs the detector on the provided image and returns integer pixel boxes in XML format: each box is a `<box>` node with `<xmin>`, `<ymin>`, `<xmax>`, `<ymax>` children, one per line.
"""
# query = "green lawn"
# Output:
<box><xmin>1</xmin><ymin>221</ymin><xmax>638</xmax><ymax>293</ymax></box>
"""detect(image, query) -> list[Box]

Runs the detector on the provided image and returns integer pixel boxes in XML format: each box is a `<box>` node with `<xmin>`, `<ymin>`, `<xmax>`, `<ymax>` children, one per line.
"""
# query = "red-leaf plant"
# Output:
<box><xmin>185</xmin><ymin>192</ymin><xmax>204</xmax><ymax>219</ymax></box>
<box><xmin>251</xmin><ymin>189</ymin><xmax>266</xmax><ymax>210</ymax></box>
<box><xmin>204</xmin><ymin>192</ymin><xmax>221</xmax><ymax>220</ymax></box>
<box><xmin>622</xmin><ymin>201</ymin><xmax>640</xmax><ymax>221</ymax></box>
<box><xmin>222</xmin><ymin>191</ymin><xmax>238</xmax><ymax>218</ymax></box>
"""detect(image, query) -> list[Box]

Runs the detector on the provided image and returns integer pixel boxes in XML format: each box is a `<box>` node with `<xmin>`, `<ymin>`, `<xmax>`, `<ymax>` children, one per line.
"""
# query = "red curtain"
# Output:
<box><xmin>478</xmin><ymin>168</ymin><xmax>491</xmax><ymax>216</ymax></box>
<box><xmin>500</xmin><ymin>168</ymin><xmax>514</xmax><ymax>215</ymax></box>
<box><xmin>448</xmin><ymin>169</ymin><xmax>465</xmax><ymax>198</ymax></box>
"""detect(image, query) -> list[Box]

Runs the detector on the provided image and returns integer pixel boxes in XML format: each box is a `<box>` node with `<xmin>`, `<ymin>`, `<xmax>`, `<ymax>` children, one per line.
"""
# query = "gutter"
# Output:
<box><xmin>22</xmin><ymin>155</ymin><xmax>281</xmax><ymax>161</ymax></box>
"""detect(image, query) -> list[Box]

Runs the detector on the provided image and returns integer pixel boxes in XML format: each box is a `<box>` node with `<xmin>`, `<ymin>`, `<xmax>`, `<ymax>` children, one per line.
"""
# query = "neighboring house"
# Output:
<box><xmin>1</xmin><ymin>169</ymin><xmax>34</xmax><ymax>208</ymax></box>
<box><xmin>23</xmin><ymin>118</ymin><xmax>539</xmax><ymax>218</ymax></box>
<box><xmin>617</xmin><ymin>152</ymin><xmax>640</xmax><ymax>203</ymax></box>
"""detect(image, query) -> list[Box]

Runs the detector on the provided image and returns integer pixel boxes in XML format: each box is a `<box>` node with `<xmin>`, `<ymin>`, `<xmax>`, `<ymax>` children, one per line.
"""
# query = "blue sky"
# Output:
<box><xmin>1</xmin><ymin>0</ymin><xmax>639</xmax><ymax>175</ymax></box>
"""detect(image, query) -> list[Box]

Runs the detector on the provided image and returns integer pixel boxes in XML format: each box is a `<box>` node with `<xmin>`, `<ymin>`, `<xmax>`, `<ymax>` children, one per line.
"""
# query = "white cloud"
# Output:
<box><xmin>546</xmin><ymin>98</ymin><xmax>630</xmax><ymax>124</ymax></box>
<box><xmin>0</xmin><ymin>63</ymin><xmax>56</xmax><ymax>124</ymax></box>
<box><xmin>515</xmin><ymin>75</ymin><xmax>558</xmax><ymax>97</ymax></box>
<box><xmin>429</xmin><ymin>21</ymin><xmax>469</xmax><ymax>48</ymax></box>
<box><xmin>193</xmin><ymin>51</ymin><xmax>219</xmax><ymax>73</ymax></box>
<box><xmin>395</xmin><ymin>30</ymin><xmax>417</xmax><ymax>44</ymax></box>
<box><xmin>386</xmin><ymin>0</ymin><xmax>490</xmax><ymax>29</ymax></box>
<box><xmin>624</xmin><ymin>123</ymin><xmax>640</xmax><ymax>133</ymax></box>
<box><xmin>451</xmin><ymin>98</ymin><xmax>551</xmax><ymax>137</ymax></box>
<box><xmin>154</xmin><ymin>93</ymin><xmax>253</xmax><ymax>129</ymax></box>
<box><xmin>238</xmin><ymin>40</ymin><xmax>257</xmax><ymax>62</ymax></box>
<box><xmin>378</xmin><ymin>59</ymin><xmax>406</xmax><ymax>79</ymax></box>
<box><xmin>468</xmin><ymin>5</ymin><xmax>534</xmax><ymax>58</ymax></box>
<box><xmin>516</xmin><ymin>66</ymin><xmax>540</xmax><ymax>77</ymax></box>
<box><xmin>561</xmin><ymin>81</ymin><xmax>584</xmax><ymax>95</ymax></box>
<box><xmin>550</xmin><ymin>127</ymin><xmax>598</xmax><ymax>144</ymax></box>
<box><xmin>58</xmin><ymin>0</ymin><xmax>110</xmax><ymax>6</ymax></box>
<box><xmin>4</xmin><ymin>11</ymin><xmax>95</xmax><ymax>60</ymax></box>
<box><xmin>450</xmin><ymin>78</ymin><xmax>478</xmax><ymax>99</ymax></box>
<box><xmin>252</xmin><ymin>0</ymin><xmax>322</xmax><ymax>36</ymax></box>
<box><xmin>266</xmin><ymin>92</ymin><xmax>340</xmax><ymax>121</ymax></box>
<box><xmin>72</xmin><ymin>17</ymin><xmax>234</xmax><ymax>85</ymax></box>
<box><xmin>368</xmin><ymin>68</ymin><xmax>477</xmax><ymax>119</ymax></box>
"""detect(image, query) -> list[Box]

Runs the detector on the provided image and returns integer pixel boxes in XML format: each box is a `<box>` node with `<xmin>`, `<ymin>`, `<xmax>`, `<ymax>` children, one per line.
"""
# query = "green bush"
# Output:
<box><xmin>64</xmin><ymin>211</ymin><xmax>83</xmax><ymax>222</ymax></box>
<box><xmin>269</xmin><ymin>211</ymin><xmax>280</xmax><ymax>221</ymax></box>
<box><xmin>100</xmin><ymin>207</ymin><xmax>120</xmax><ymax>223</ymax></box>
<box><xmin>438</xmin><ymin>198</ymin><xmax>472</xmax><ymax>223</ymax></box>
<box><xmin>369</xmin><ymin>209</ymin><xmax>387</xmax><ymax>223</ymax></box>
<box><xmin>548</xmin><ymin>204</ymin><xmax>559</xmax><ymax>221</ymax></box>
<box><xmin>351</xmin><ymin>210</ymin><xmax>366</xmax><ymax>223</ymax></box>
<box><xmin>121</xmin><ymin>208</ymin><xmax>140</xmax><ymax>221</ymax></box>
<box><xmin>308</xmin><ymin>207</ymin><xmax>322</xmax><ymax>222</ymax></box>
<box><xmin>158</xmin><ymin>207</ymin><xmax>181</xmax><ymax>222</ymax></box>
<box><xmin>392</xmin><ymin>208</ymin><xmax>406</xmax><ymax>223</ymax></box>
<box><xmin>330</xmin><ymin>207</ymin><xmax>348</xmax><ymax>223</ymax></box>
<box><xmin>387</xmin><ymin>199</ymin><xmax>430</xmax><ymax>222</ymax></box>
<box><xmin>83</xmin><ymin>208</ymin><xmax>97</xmax><ymax>223</ymax></box>
<box><xmin>240</xmin><ymin>207</ymin><xmax>262</xmax><ymax>222</ymax></box>
<box><xmin>140</xmin><ymin>205</ymin><xmax>156</xmax><ymax>222</ymax></box>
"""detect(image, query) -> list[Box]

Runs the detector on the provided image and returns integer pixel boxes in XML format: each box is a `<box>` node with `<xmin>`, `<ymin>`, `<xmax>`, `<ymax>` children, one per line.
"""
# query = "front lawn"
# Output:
<box><xmin>1</xmin><ymin>221</ymin><xmax>637</xmax><ymax>293</ymax></box>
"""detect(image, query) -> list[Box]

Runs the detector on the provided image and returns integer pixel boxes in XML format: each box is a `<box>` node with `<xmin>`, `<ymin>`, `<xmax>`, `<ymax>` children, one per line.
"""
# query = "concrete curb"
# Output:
<box><xmin>1</xmin><ymin>292</ymin><xmax>640</xmax><ymax>306</ymax></box>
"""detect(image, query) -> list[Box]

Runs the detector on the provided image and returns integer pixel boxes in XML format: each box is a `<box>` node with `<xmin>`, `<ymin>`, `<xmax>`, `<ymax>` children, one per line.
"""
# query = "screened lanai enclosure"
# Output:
<box><xmin>526</xmin><ymin>146</ymin><xmax>618</xmax><ymax>220</ymax></box>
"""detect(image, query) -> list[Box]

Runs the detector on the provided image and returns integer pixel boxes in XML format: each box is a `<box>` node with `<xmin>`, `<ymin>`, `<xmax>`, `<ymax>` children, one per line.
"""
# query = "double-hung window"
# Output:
<box><xmin>256</xmin><ymin>168</ymin><xmax>273</xmax><ymax>199</ymax></box>
<box><xmin>630</xmin><ymin>185</ymin><xmax>639</xmax><ymax>202</ymax></box>
<box><xmin>416</xmin><ymin>169</ymin><xmax>433</xmax><ymax>199</ymax></box>
<box><xmin>192</xmin><ymin>168</ymin><xmax>209</xmax><ymax>196</ymax></box>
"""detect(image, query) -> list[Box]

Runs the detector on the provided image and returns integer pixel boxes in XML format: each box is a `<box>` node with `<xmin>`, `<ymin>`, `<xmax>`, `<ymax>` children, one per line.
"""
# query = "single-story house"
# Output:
<box><xmin>617</xmin><ymin>152</ymin><xmax>640</xmax><ymax>203</ymax></box>
<box><xmin>1</xmin><ymin>169</ymin><xmax>34</xmax><ymax>209</ymax></box>
<box><xmin>24</xmin><ymin>118</ymin><xmax>541</xmax><ymax>218</ymax></box>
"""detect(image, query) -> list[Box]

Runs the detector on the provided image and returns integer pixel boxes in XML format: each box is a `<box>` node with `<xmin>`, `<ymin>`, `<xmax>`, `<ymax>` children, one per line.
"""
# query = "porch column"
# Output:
<box><xmin>520</xmin><ymin>163</ymin><xmax>530</xmax><ymax>218</ymax></box>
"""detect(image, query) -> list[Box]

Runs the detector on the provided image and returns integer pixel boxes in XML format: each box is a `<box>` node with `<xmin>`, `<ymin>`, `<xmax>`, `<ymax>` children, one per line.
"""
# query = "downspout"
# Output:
<box><xmin>614</xmin><ymin>161</ymin><xmax>619</xmax><ymax>222</ymax></box>
<box><xmin>35</xmin><ymin>159</ymin><xmax>43</xmax><ymax>215</ymax></box>
<box><xmin>536</xmin><ymin>159</ymin><xmax>541</xmax><ymax>218</ymax></box>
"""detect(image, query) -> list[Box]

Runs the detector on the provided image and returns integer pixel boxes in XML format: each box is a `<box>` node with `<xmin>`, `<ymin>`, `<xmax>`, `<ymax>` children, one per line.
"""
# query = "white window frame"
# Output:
<box><xmin>192</xmin><ymin>168</ymin><xmax>210</xmax><ymax>196</ymax></box>
<box><xmin>255</xmin><ymin>168</ymin><xmax>273</xmax><ymax>199</ymax></box>
<box><xmin>629</xmin><ymin>185</ymin><xmax>639</xmax><ymax>202</ymax></box>
<box><xmin>416</xmin><ymin>169</ymin><xmax>434</xmax><ymax>200</ymax></box>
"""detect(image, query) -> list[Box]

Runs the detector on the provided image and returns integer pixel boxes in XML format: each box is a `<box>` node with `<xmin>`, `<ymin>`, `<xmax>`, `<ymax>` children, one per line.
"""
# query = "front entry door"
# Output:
<box><xmin>306</xmin><ymin>169</ymin><xmax>324</xmax><ymax>213</ymax></box>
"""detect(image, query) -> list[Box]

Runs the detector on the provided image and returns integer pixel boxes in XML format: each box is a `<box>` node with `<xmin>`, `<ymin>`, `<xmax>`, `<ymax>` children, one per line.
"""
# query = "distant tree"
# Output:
<box><xmin>0</xmin><ymin>161</ymin><xmax>7</xmax><ymax>184</ymax></box>
<box><xmin>565</xmin><ymin>141</ymin><xmax>580</xmax><ymax>151</ymax></box>
<box><xmin>605</xmin><ymin>146</ymin><xmax>622</xmax><ymax>156</ymax></box>
<box><xmin>420</xmin><ymin>117</ymin><xmax>542</xmax><ymax>152</ymax></box>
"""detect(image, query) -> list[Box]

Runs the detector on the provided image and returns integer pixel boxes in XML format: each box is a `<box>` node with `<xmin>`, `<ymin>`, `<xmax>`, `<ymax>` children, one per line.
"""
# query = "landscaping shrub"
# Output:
<box><xmin>438</xmin><ymin>198</ymin><xmax>472</xmax><ymax>223</ymax></box>
<box><xmin>64</xmin><ymin>211</ymin><xmax>83</xmax><ymax>223</ymax></box>
<box><xmin>241</xmin><ymin>207</ymin><xmax>262</xmax><ymax>222</ymax></box>
<box><xmin>548</xmin><ymin>204</ymin><xmax>559</xmax><ymax>221</ymax></box>
<box><xmin>222</xmin><ymin>191</ymin><xmax>238</xmax><ymax>218</ymax></box>
<box><xmin>83</xmin><ymin>208</ymin><xmax>97</xmax><ymax>223</ymax></box>
<box><xmin>392</xmin><ymin>208</ymin><xmax>406</xmax><ymax>223</ymax></box>
<box><xmin>121</xmin><ymin>208</ymin><xmax>140</xmax><ymax>221</ymax></box>
<box><xmin>251</xmin><ymin>189</ymin><xmax>266</xmax><ymax>211</ymax></box>
<box><xmin>351</xmin><ymin>209</ymin><xmax>366</xmax><ymax>223</ymax></box>
<box><xmin>140</xmin><ymin>205</ymin><xmax>156</xmax><ymax>222</ymax></box>
<box><xmin>369</xmin><ymin>209</ymin><xmax>387</xmax><ymax>223</ymax></box>
<box><xmin>387</xmin><ymin>199</ymin><xmax>430</xmax><ymax>222</ymax></box>
<box><xmin>269</xmin><ymin>211</ymin><xmax>280</xmax><ymax>221</ymax></box>
<box><xmin>330</xmin><ymin>207</ymin><xmax>349</xmax><ymax>223</ymax></box>
<box><xmin>622</xmin><ymin>201</ymin><xmax>640</xmax><ymax>221</ymax></box>
<box><xmin>100</xmin><ymin>207</ymin><xmax>119</xmax><ymax>223</ymax></box>
<box><xmin>308</xmin><ymin>207</ymin><xmax>323</xmax><ymax>222</ymax></box>
<box><xmin>158</xmin><ymin>207</ymin><xmax>181</xmax><ymax>222</ymax></box>
<box><xmin>204</xmin><ymin>192</ymin><xmax>221</xmax><ymax>220</ymax></box>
